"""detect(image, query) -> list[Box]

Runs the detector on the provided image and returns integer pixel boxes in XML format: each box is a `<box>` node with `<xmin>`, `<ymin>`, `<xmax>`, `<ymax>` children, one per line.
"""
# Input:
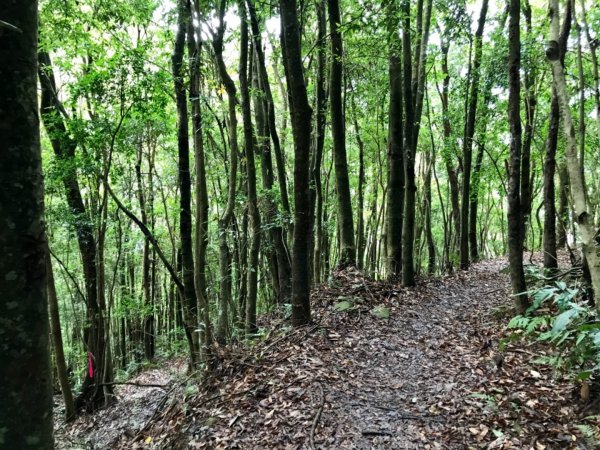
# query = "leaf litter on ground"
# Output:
<box><xmin>55</xmin><ymin>256</ymin><xmax>595</xmax><ymax>449</ymax></box>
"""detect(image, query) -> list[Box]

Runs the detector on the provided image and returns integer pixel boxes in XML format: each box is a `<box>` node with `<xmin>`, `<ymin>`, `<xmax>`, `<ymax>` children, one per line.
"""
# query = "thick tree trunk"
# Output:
<box><xmin>507</xmin><ymin>0</ymin><xmax>529</xmax><ymax>313</ymax></box>
<box><xmin>328</xmin><ymin>0</ymin><xmax>355</xmax><ymax>266</ymax></box>
<box><xmin>0</xmin><ymin>3</ymin><xmax>53</xmax><ymax>443</ymax></box>
<box><xmin>280</xmin><ymin>0</ymin><xmax>313</xmax><ymax>325</ymax></box>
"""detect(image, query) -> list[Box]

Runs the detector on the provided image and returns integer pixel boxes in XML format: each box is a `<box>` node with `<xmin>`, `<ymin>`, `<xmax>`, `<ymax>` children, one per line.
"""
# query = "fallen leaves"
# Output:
<box><xmin>54</xmin><ymin>256</ymin><xmax>595</xmax><ymax>449</ymax></box>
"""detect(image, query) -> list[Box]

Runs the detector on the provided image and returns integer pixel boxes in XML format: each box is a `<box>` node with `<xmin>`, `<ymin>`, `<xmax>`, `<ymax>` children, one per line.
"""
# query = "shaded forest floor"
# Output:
<box><xmin>56</xmin><ymin>257</ymin><xmax>593</xmax><ymax>449</ymax></box>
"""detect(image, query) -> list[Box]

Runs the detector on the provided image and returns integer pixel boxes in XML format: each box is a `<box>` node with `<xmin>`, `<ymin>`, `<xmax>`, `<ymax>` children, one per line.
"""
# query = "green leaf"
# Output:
<box><xmin>577</xmin><ymin>370</ymin><xmax>593</xmax><ymax>381</ymax></box>
<box><xmin>333</xmin><ymin>301</ymin><xmax>354</xmax><ymax>312</ymax></box>
<box><xmin>552</xmin><ymin>308</ymin><xmax>579</xmax><ymax>332</ymax></box>
<box><xmin>371</xmin><ymin>305</ymin><xmax>390</xmax><ymax>320</ymax></box>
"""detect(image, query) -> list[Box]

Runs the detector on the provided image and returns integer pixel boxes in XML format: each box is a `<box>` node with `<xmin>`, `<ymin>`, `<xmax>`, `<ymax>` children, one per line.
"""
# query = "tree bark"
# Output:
<box><xmin>0</xmin><ymin>2</ymin><xmax>53</xmax><ymax>444</ymax></box>
<box><xmin>401</xmin><ymin>0</ymin><xmax>416</xmax><ymax>286</ymax></box>
<box><xmin>247</xmin><ymin>0</ymin><xmax>291</xmax><ymax>224</ymax></box>
<box><xmin>547</xmin><ymin>0</ymin><xmax>600</xmax><ymax>308</ymax></box>
<box><xmin>172</xmin><ymin>0</ymin><xmax>201</xmax><ymax>366</ymax></box>
<box><xmin>46</xmin><ymin>244</ymin><xmax>76</xmax><ymax>421</ymax></box>
<box><xmin>212</xmin><ymin>0</ymin><xmax>239</xmax><ymax>342</ymax></box>
<box><xmin>311</xmin><ymin>0</ymin><xmax>328</xmax><ymax>283</ymax></box>
<box><xmin>439</xmin><ymin>37</ymin><xmax>461</xmax><ymax>269</ymax></box>
<box><xmin>188</xmin><ymin>0</ymin><xmax>212</xmax><ymax>360</ymax></box>
<box><xmin>385</xmin><ymin>0</ymin><xmax>404</xmax><ymax>279</ymax></box>
<box><xmin>543</xmin><ymin>2</ymin><xmax>571</xmax><ymax>270</ymax></box>
<box><xmin>247</xmin><ymin>0</ymin><xmax>292</xmax><ymax>302</ymax></box>
<box><xmin>507</xmin><ymin>0</ymin><xmax>529</xmax><ymax>313</ymax></box>
<box><xmin>280</xmin><ymin>0</ymin><xmax>313</xmax><ymax>325</ymax></box>
<box><xmin>238</xmin><ymin>2</ymin><xmax>262</xmax><ymax>336</ymax></box>
<box><xmin>460</xmin><ymin>0</ymin><xmax>488</xmax><ymax>269</ymax></box>
<box><xmin>328</xmin><ymin>0</ymin><xmax>355</xmax><ymax>266</ymax></box>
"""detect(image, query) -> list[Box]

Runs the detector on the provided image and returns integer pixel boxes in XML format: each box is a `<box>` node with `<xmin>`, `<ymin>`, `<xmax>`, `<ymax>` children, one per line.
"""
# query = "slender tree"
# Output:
<box><xmin>507</xmin><ymin>0</ymin><xmax>529</xmax><ymax>313</ymax></box>
<box><xmin>460</xmin><ymin>0</ymin><xmax>488</xmax><ymax>269</ymax></box>
<box><xmin>328</xmin><ymin>0</ymin><xmax>355</xmax><ymax>266</ymax></box>
<box><xmin>238</xmin><ymin>0</ymin><xmax>262</xmax><ymax>335</ymax></box>
<box><xmin>385</xmin><ymin>0</ymin><xmax>404</xmax><ymax>280</ymax></box>
<box><xmin>172</xmin><ymin>0</ymin><xmax>202</xmax><ymax>365</ymax></box>
<box><xmin>280</xmin><ymin>0</ymin><xmax>313</xmax><ymax>325</ymax></box>
<box><xmin>543</xmin><ymin>0</ymin><xmax>571</xmax><ymax>270</ymax></box>
<box><xmin>39</xmin><ymin>51</ymin><xmax>113</xmax><ymax>410</ymax></box>
<box><xmin>547</xmin><ymin>0</ymin><xmax>600</xmax><ymax>307</ymax></box>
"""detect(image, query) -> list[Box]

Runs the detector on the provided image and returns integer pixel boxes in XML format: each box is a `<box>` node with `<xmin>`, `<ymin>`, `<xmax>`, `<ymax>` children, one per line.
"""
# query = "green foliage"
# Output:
<box><xmin>508</xmin><ymin>280</ymin><xmax>600</xmax><ymax>380</ymax></box>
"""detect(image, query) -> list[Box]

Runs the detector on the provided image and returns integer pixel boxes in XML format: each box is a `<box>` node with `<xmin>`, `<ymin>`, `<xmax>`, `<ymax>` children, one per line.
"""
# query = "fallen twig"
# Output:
<box><xmin>361</xmin><ymin>430</ymin><xmax>393</xmax><ymax>436</ymax></box>
<box><xmin>100</xmin><ymin>382</ymin><xmax>167</xmax><ymax>389</ymax></box>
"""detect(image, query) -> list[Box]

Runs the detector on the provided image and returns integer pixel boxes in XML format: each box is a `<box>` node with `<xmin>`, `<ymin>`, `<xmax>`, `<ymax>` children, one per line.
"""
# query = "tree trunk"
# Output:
<box><xmin>547</xmin><ymin>0</ymin><xmax>600</xmax><ymax>308</ymax></box>
<box><xmin>135</xmin><ymin>145</ymin><xmax>154</xmax><ymax>360</ymax></box>
<box><xmin>247</xmin><ymin>0</ymin><xmax>291</xmax><ymax>225</ymax></box>
<box><xmin>0</xmin><ymin>2</ymin><xmax>53</xmax><ymax>443</ymax></box>
<box><xmin>213</xmin><ymin>0</ymin><xmax>239</xmax><ymax>342</ymax></box>
<box><xmin>172</xmin><ymin>0</ymin><xmax>201</xmax><ymax>366</ymax></box>
<box><xmin>238</xmin><ymin>3</ymin><xmax>262</xmax><ymax>336</ymax></box>
<box><xmin>439</xmin><ymin>38</ymin><xmax>461</xmax><ymax>268</ymax></box>
<box><xmin>39</xmin><ymin>51</ymin><xmax>112</xmax><ymax>410</ymax></box>
<box><xmin>247</xmin><ymin>0</ymin><xmax>292</xmax><ymax>302</ymax></box>
<box><xmin>328</xmin><ymin>0</ymin><xmax>355</xmax><ymax>266</ymax></box>
<box><xmin>507</xmin><ymin>0</ymin><xmax>529</xmax><ymax>313</ymax></box>
<box><xmin>579</xmin><ymin>0</ymin><xmax>600</xmax><ymax>141</ymax></box>
<box><xmin>280</xmin><ymin>0</ymin><xmax>313</xmax><ymax>325</ymax></box>
<box><xmin>46</xmin><ymin>244</ymin><xmax>76</xmax><ymax>421</ymax></box>
<box><xmin>401</xmin><ymin>0</ymin><xmax>416</xmax><ymax>286</ymax></box>
<box><xmin>311</xmin><ymin>0</ymin><xmax>328</xmax><ymax>283</ymax></box>
<box><xmin>543</xmin><ymin>4</ymin><xmax>571</xmax><ymax>270</ymax></box>
<box><xmin>188</xmin><ymin>0</ymin><xmax>212</xmax><ymax>360</ymax></box>
<box><xmin>385</xmin><ymin>0</ymin><xmax>404</xmax><ymax>279</ymax></box>
<box><xmin>544</xmin><ymin>90</ymin><xmax>560</xmax><ymax>270</ymax></box>
<box><xmin>350</xmin><ymin>87</ymin><xmax>366</xmax><ymax>269</ymax></box>
<box><xmin>460</xmin><ymin>0</ymin><xmax>488</xmax><ymax>269</ymax></box>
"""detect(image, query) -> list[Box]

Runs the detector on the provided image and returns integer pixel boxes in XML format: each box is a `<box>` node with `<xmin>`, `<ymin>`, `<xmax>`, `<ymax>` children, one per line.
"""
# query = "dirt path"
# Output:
<box><xmin>56</xmin><ymin>258</ymin><xmax>585</xmax><ymax>449</ymax></box>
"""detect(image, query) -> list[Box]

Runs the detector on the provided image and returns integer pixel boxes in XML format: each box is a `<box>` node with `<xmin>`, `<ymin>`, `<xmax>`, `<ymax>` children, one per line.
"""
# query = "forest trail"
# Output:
<box><xmin>57</xmin><ymin>258</ymin><xmax>583</xmax><ymax>449</ymax></box>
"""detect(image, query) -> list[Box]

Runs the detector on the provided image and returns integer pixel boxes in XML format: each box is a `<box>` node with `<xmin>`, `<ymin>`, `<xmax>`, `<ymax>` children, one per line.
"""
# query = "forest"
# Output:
<box><xmin>1</xmin><ymin>0</ymin><xmax>600</xmax><ymax>447</ymax></box>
